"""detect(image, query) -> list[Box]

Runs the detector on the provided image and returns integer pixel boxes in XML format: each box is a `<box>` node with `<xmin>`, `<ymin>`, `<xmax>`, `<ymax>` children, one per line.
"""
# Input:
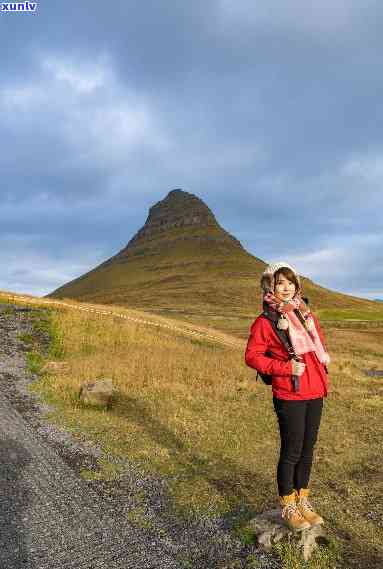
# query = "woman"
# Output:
<box><xmin>245</xmin><ymin>262</ymin><xmax>330</xmax><ymax>531</ymax></box>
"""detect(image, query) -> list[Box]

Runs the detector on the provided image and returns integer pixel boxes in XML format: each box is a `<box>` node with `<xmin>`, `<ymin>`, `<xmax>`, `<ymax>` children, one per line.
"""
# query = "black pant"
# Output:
<box><xmin>273</xmin><ymin>397</ymin><xmax>323</xmax><ymax>496</ymax></box>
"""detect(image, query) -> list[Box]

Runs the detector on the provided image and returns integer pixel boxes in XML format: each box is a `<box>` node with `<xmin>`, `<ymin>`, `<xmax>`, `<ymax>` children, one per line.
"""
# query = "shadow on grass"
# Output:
<box><xmin>95</xmin><ymin>392</ymin><xmax>279</xmax><ymax>568</ymax></box>
<box><xmin>109</xmin><ymin>392</ymin><xmax>273</xmax><ymax>526</ymax></box>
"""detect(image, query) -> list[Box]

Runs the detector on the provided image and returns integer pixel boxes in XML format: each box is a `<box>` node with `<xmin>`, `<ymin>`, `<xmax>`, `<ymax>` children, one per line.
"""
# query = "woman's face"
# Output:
<box><xmin>274</xmin><ymin>273</ymin><xmax>296</xmax><ymax>302</ymax></box>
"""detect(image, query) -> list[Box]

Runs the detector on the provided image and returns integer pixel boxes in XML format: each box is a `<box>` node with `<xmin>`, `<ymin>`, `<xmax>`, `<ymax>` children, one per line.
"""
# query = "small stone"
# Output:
<box><xmin>42</xmin><ymin>360</ymin><xmax>70</xmax><ymax>374</ymax></box>
<box><xmin>79</xmin><ymin>378</ymin><xmax>117</xmax><ymax>408</ymax></box>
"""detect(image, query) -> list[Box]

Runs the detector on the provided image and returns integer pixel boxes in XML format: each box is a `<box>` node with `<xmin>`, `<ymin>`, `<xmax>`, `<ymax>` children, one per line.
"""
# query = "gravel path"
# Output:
<box><xmin>0</xmin><ymin>303</ymin><xmax>276</xmax><ymax>569</ymax></box>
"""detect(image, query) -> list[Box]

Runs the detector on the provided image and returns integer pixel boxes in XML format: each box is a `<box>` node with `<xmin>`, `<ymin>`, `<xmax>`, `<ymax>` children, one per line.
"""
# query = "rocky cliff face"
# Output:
<box><xmin>113</xmin><ymin>188</ymin><xmax>245</xmax><ymax>260</ymax></box>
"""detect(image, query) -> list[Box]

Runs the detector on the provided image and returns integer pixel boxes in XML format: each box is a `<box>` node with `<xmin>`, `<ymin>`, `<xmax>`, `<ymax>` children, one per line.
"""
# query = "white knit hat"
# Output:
<box><xmin>260</xmin><ymin>261</ymin><xmax>301</xmax><ymax>293</ymax></box>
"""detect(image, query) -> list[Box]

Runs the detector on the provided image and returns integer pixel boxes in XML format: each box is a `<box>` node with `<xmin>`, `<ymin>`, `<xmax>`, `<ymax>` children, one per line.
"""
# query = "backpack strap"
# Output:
<box><xmin>262</xmin><ymin>307</ymin><xmax>301</xmax><ymax>392</ymax></box>
<box><xmin>262</xmin><ymin>307</ymin><xmax>295</xmax><ymax>355</ymax></box>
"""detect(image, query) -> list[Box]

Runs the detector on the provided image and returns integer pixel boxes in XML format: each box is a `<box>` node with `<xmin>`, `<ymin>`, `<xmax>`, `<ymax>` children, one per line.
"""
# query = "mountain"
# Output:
<box><xmin>47</xmin><ymin>189</ymin><xmax>381</xmax><ymax>337</ymax></box>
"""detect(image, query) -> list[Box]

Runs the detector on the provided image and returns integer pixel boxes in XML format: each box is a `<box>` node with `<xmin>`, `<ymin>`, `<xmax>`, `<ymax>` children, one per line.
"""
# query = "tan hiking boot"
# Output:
<box><xmin>295</xmin><ymin>488</ymin><xmax>324</xmax><ymax>526</ymax></box>
<box><xmin>279</xmin><ymin>492</ymin><xmax>311</xmax><ymax>531</ymax></box>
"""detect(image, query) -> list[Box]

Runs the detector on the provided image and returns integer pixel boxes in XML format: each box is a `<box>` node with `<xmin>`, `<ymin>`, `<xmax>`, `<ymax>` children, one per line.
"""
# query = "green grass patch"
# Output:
<box><xmin>26</xmin><ymin>351</ymin><xmax>45</xmax><ymax>375</ymax></box>
<box><xmin>272</xmin><ymin>534</ymin><xmax>340</xmax><ymax>569</ymax></box>
<box><xmin>29</xmin><ymin>308</ymin><xmax>66</xmax><ymax>359</ymax></box>
<box><xmin>317</xmin><ymin>308</ymin><xmax>383</xmax><ymax>321</ymax></box>
<box><xmin>17</xmin><ymin>332</ymin><xmax>34</xmax><ymax>345</ymax></box>
<box><xmin>233</xmin><ymin>524</ymin><xmax>257</xmax><ymax>547</ymax></box>
<box><xmin>79</xmin><ymin>457</ymin><xmax>126</xmax><ymax>481</ymax></box>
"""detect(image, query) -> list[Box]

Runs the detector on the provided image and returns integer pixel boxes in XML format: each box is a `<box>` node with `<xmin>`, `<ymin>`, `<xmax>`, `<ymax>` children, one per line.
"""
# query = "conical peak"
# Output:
<box><xmin>161</xmin><ymin>188</ymin><xmax>203</xmax><ymax>204</ymax></box>
<box><xmin>132</xmin><ymin>189</ymin><xmax>218</xmax><ymax>242</ymax></box>
<box><xmin>115</xmin><ymin>188</ymin><xmax>245</xmax><ymax>259</ymax></box>
<box><xmin>147</xmin><ymin>188</ymin><xmax>217</xmax><ymax>226</ymax></box>
<box><xmin>165</xmin><ymin>188</ymin><xmax>190</xmax><ymax>199</ymax></box>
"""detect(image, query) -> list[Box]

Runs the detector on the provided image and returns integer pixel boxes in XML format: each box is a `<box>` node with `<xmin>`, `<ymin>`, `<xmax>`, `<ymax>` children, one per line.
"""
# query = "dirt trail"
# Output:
<box><xmin>0</xmin><ymin>292</ymin><xmax>246</xmax><ymax>350</ymax></box>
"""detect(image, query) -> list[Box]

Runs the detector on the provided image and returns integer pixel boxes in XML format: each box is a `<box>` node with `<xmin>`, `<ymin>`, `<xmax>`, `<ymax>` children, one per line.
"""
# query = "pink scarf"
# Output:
<box><xmin>263</xmin><ymin>291</ymin><xmax>328</xmax><ymax>364</ymax></box>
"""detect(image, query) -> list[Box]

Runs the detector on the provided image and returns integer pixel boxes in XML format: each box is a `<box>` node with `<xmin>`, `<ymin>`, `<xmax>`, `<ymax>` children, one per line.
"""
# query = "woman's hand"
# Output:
<box><xmin>292</xmin><ymin>360</ymin><xmax>306</xmax><ymax>376</ymax></box>
<box><xmin>322</xmin><ymin>353</ymin><xmax>331</xmax><ymax>365</ymax></box>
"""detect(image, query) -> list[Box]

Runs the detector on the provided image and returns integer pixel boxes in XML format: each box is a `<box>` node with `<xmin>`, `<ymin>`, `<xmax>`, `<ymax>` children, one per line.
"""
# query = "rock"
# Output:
<box><xmin>361</xmin><ymin>368</ymin><xmax>383</xmax><ymax>377</ymax></box>
<box><xmin>246</xmin><ymin>508</ymin><xmax>326</xmax><ymax>561</ymax></box>
<box><xmin>79</xmin><ymin>378</ymin><xmax>117</xmax><ymax>408</ymax></box>
<box><xmin>42</xmin><ymin>361</ymin><xmax>70</xmax><ymax>374</ymax></box>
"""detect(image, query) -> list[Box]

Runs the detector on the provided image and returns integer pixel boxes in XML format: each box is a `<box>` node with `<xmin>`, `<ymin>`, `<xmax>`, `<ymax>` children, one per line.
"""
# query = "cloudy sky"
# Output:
<box><xmin>1</xmin><ymin>0</ymin><xmax>382</xmax><ymax>300</ymax></box>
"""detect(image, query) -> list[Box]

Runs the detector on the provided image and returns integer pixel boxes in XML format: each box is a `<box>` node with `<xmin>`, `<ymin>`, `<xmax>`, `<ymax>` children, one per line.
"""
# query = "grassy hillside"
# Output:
<box><xmin>47</xmin><ymin>226</ymin><xmax>383</xmax><ymax>338</ymax></box>
<box><xmin>2</xmin><ymin>291</ymin><xmax>382</xmax><ymax>568</ymax></box>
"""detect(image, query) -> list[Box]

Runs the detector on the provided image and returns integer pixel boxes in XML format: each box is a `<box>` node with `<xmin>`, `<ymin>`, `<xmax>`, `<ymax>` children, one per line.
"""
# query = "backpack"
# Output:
<box><xmin>255</xmin><ymin>305</ymin><xmax>301</xmax><ymax>392</ymax></box>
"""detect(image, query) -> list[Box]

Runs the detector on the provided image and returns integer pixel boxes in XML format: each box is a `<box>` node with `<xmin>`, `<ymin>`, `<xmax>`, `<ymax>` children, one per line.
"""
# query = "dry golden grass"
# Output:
<box><xmin>1</xmin><ymin>291</ymin><xmax>382</xmax><ymax>568</ymax></box>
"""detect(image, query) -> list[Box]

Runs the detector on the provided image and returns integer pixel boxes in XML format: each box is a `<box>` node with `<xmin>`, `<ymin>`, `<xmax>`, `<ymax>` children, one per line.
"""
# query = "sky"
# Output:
<box><xmin>1</xmin><ymin>0</ymin><xmax>382</xmax><ymax>300</ymax></box>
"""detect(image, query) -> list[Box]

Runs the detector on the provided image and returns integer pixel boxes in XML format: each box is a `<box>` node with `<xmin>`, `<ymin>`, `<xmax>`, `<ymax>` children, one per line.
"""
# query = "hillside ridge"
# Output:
<box><xmin>45</xmin><ymin>189</ymin><xmax>382</xmax><ymax>337</ymax></box>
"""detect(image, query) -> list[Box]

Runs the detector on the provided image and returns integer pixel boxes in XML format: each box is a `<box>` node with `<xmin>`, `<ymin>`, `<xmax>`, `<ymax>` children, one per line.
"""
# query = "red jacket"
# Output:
<box><xmin>245</xmin><ymin>312</ymin><xmax>329</xmax><ymax>400</ymax></box>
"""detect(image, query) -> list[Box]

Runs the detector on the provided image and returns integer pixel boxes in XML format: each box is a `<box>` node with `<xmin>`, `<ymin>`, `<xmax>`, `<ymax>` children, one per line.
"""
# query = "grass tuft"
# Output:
<box><xmin>272</xmin><ymin>533</ymin><xmax>340</xmax><ymax>569</ymax></box>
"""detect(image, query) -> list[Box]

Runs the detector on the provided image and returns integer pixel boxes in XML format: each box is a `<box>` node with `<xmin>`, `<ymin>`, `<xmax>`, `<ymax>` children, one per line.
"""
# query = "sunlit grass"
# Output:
<box><xmin>1</xmin><ymin>291</ymin><xmax>382</xmax><ymax>568</ymax></box>
<box><xmin>317</xmin><ymin>308</ymin><xmax>383</xmax><ymax>321</ymax></box>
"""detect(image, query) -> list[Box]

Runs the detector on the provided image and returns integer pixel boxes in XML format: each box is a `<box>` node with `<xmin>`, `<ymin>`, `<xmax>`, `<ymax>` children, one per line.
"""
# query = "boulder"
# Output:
<box><xmin>246</xmin><ymin>508</ymin><xmax>327</xmax><ymax>561</ymax></box>
<box><xmin>78</xmin><ymin>378</ymin><xmax>116</xmax><ymax>408</ymax></box>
